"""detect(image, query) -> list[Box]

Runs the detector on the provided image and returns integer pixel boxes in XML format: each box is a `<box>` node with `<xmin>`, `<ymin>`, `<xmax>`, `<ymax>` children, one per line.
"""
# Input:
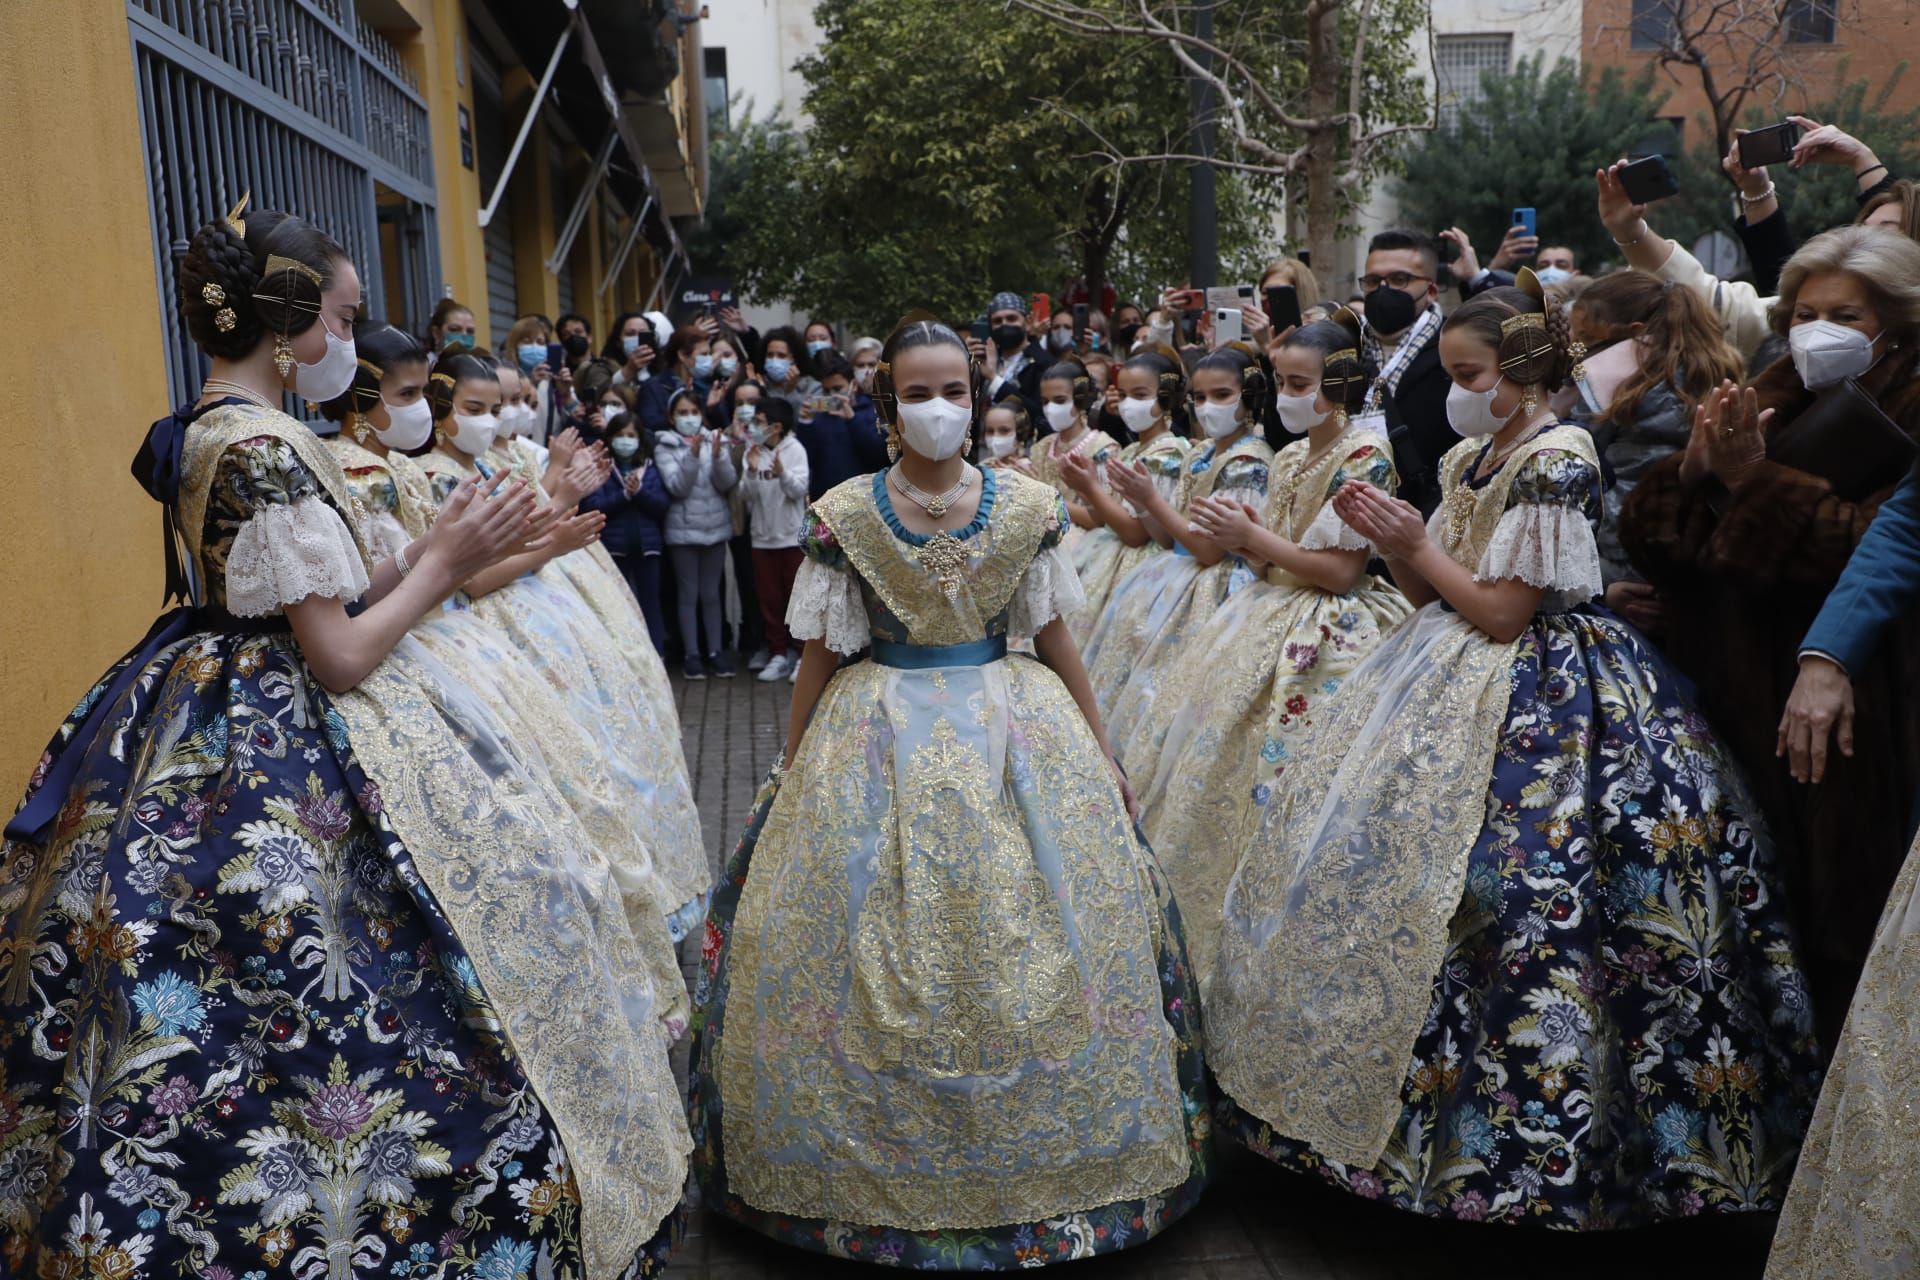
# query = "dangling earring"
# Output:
<box><xmin>350</xmin><ymin>412</ymin><xmax>370</xmax><ymax>444</ymax></box>
<box><xmin>272</xmin><ymin>332</ymin><xmax>296</xmax><ymax>379</ymax></box>
<box><xmin>962</xmin><ymin>430</ymin><xmax>973</xmax><ymax>457</ymax></box>
<box><xmin>886</xmin><ymin>424</ymin><xmax>900</xmax><ymax>464</ymax></box>
<box><xmin>1521</xmin><ymin>383</ymin><xmax>1539</xmax><ymax>416</ymax></box>
<box><xmin>1335</xmin><ymin>406</ymin><xmax>1349</xmax><ymax>431</ymax></box>
<box><xmin>1567</xmin><ymin>341</ymin><xmax>1589</xmax><ymax>383</ymax></box>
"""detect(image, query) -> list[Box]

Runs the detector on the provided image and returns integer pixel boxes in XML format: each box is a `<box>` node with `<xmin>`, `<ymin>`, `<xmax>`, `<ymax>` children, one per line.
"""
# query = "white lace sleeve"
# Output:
<box><xmin>225</xmin><ymin>495</ymin><xmax>371</xmax><ymax>617</ymax></box>
<box><xmin>1007</xmin><ymin>541</ymin><xmax>1088</xmax><ymax>638</ymax></box>
<box><xmin>360</xmin><ymin>507</ymin><xmax>411</xmax><ymax>561</ymax></box>
<box><xmin>1297</xmin><ymin>500</ymin><xmax>1371</xmax><ymax>552</ymax></box>
<box><xmin>1474</xmin><ymin>501</ymin><xmax>1604</xmax><ymax>602</ymax></box>
<box><xmin>787</xmin><ymin>556</ymin><xmax>870</xmax><ymax>655</ymax></box>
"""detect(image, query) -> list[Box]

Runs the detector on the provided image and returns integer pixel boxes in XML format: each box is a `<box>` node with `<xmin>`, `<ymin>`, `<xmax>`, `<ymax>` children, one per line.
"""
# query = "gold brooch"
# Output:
<box><xmin>918</xmin><ymin>530</ymin><xmax>970</xmax><ymax>603</ymax></box>
<box><xmin>201</xmin><ymin>282</ymin><xmax>226</xmax><ymax>306</ymax></box>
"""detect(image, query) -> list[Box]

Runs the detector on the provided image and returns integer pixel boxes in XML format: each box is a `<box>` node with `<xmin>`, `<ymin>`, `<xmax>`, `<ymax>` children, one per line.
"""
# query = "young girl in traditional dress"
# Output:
<box><xmin>1027</xmin><ymin>358</ymin><xmax>1119</xmax><ymax>553</ymax></box>
<box><xmin>0</xmin><ymin>208</ymin><xmax>687</xmax><ymax>1278</ymax></box>
<box><xmin>688</xmin><ymin>318</ymin><xmax>1208</xmax><ymax>1269</ymax></box>
<box><xmin>1134</xmin><ymin>314</ymin><xmax>1411</xmax><ymax>993</ymax></box>
<box><xmin>1058</xmin><ymin>349</ymin><xmax>1192</xmax><ymax>647</ymax></box>
<box><xmin>1083</xmin><ymin>346</ymin><xmax>1274</xmax><ymax>769</ymax></box>
<box><xmin>1206</xmin><ymin>273</ymin><xmax>1819</xmax><ymax>1228</ymax></box>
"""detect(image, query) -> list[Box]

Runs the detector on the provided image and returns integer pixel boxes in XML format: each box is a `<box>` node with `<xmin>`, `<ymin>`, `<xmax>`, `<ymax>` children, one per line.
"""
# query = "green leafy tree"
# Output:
<box><xmin>1396</xmin><ymin>56</ymin><xmax>1671</xmax><ymax>272</ymax></box>
<box><xmin>686</xmin><ymin>0</ymin><xmax>1284</xmax><ymax>333</ymax></box>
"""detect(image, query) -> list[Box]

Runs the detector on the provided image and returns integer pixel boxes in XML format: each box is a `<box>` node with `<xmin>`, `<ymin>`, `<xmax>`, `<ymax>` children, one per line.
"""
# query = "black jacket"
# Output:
<box><xmin>1380</xmin><ymin>334</ymin><xmax>1455</xmax><ymax>517</ymax></box>
<box><xmin>987</xmin><ymin>340</ymin><xmax>1050</xmax><ymax>422</ymax></box>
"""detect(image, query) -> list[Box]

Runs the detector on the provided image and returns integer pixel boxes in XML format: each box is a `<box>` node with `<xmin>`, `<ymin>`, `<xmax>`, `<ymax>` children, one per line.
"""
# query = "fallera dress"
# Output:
<box><xmin>1063</xmin><ymin>432</ymin><xmax>1192</xmax><ymax>648</ymax></box>
<box><xmin>1025</xmin><ymin>426</ymin><xmax>1119</xmax><ymax>562</ymax></box>
<box><xmin>1207</xmin><ymin>424</ymin><xmax>1821</xmax><ymax>1228</ymax></box>
<box><xmin>1084</xmin><ymin>433</ymin><xmax>1274</xmax><ymax>775</ymax></box>
<box><xmin>419</xmin><ymin>444</ymin><xmax>710</xmax><ymax>942</ymax></box>
<box><xmin>329</xmin><ymin>435</ymin><xmax>690</xmax><ymax>1020</ymax></box>
<box><xmin>687</xmin><ymin>467</ymin><xmax>1210</xmax><ymax>1269</ymax></box>
<box><xmin>0</xmin><ymin>402</ymin><xmax>688</xmax><ymax>1280</ymax></box>
<box><xmin>1135</xmin><ymin>427</ymin><xmax>1411</xmax><ymax>997</ymax></box>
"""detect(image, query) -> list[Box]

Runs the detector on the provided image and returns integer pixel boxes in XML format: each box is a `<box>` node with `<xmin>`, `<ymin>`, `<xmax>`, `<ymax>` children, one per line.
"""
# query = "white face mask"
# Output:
<box><xmin>896</xmin><ymin>397</ymin><xmax>973</xmax><ymax>460</ymax></box>
<box><xmin>294</xmin><ymin>323</ymin><xmax>357</xmax><ymax>402</ymax></box>
<box><xmin>447</xmin><ymin>410</ymin><xmax>498</xmax><ymax>456</ymax></box>
<box><xmin>1273</xmin><ymin>388</ymin><xmax>1327</xmax><ymax>436</ymax></box>
<box><xmin>1117</xmin><ymin>395</ymin><xmax>1160</xmax><ymax>433</ymax></box>
<box><xmin>673</xmin><ymin>414</ymin><xmax>704</xmax><ymax>437</ymax></box>
<box><xmin>1043</xmin><ymin>400</ymin><xmax>1078</xmax><ymax>432</ymax></box>
<box><xmin>599</xmin><ymin>402</ymin><xmax>624</xmax><ymax>421</ymax></box>
<box><xmin>984</xmin><ymin>432</ymin><xmax>1020</xmax><ymax>459</ymax></box>
<box><xmin>374</xmin><ymin>396</ymin><xmax>433</xmax><ymax>451</ymax></box>
<box><xmin>1195</xmin><ymin>397</ymin><xmax>1243</xmax><ymax>439</ymax></box>
<box><xmin>1789</xmin><ymin>319</ymin><xmax>1877</xmax><ymax>390</ymax></box>
<box><xmin>1445</xmin><ymin>377</ymin><xmax>1512</xmax><ymax>438</ymax></box>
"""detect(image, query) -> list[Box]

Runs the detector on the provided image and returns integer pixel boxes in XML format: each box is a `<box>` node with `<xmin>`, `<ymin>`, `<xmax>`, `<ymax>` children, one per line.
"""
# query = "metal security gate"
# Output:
<box><xmin>129</xmin><ymin>0</ymin><xmax>438</xmax><ymax>404</ymax></box>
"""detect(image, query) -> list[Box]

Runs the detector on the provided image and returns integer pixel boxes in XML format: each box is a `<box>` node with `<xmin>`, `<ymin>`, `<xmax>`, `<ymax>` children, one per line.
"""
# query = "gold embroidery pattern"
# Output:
<box><xmin>1765</xmin><ymin>831</ymin><xmax>1920</xmax><ymax>1279</ymax></box>
<box><xmin>185</xmin><ymin>415</ymin><xmax>690</xmax><ymax>1277</ymax></box>
<box><xmin>717</xmin><ymin>607</ymin><xmax>1188</xmax><ymax>1228</ymax></box>
<box><xmin>814</xmin><ymin>471</ymin><xmax>1059</xmax><ymax>648</ymax></box>
<box><xmin>1205</xmin><ymin>431</ymin><xmax>1595</xmax><ymax>1170</ymax></box>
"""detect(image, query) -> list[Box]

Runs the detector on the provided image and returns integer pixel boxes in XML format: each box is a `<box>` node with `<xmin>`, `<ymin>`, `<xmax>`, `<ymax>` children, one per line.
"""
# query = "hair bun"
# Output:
<box><xmin>178</xmin><ymin>218</ymin><xmax>265</xmax><ymax>359</ymax></box>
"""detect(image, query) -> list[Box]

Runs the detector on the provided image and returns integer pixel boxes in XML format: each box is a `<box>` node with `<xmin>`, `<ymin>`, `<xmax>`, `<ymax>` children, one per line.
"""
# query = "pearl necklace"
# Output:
<box><xmin>891</xmin><ymin>464</ymin><xmax>974</xmax><ymax>518</ymax></box>
<box><xmin>202</xmin><ymin>378</ymin><xmax>277</xmax><ymax>410</ymax></box>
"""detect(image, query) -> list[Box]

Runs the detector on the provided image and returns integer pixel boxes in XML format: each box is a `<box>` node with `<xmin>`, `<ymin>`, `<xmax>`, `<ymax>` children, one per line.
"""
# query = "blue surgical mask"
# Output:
<box><xmin>516</xmin><ymin>342</ymin><xmax>547</xmax><ymax>373</ymax></box>
<box><xmin>807</xmin><ymin>339</ymin><xmax>832</xmax><ymax>356</ymax></box>
<box><xmin>446</xmin><ymin>331</ymin><xmax>476</xmax><ymax>351</ymax></box>
<box><xmin>609</xmin><ymin>435</ymin><xmax>640</xmax><ymax>459</ymax></box>
<box><xmin>747</xmin><ymin>423</ymin><xmax>768</xmax><ymax>445</ymax></box>
<box><xmin>717</xmin><ymin>357</ymin><xmax>739</xmax><ymax>379</ymax></box>
<box><xmin>692</xmin><ymin>354</ymin><xmax>715</xmax><ymax>380</ymax></box>
<box><xmin>622</xmin><ymin>333</ymin><xmax>643</xmax><ymax>355</ymax></box>
<box><xmin>1535</xmin><ymin>266</ymin><xmax>1573</xmax><ymax>286</ymax></box>
<box><xmin>764</xmin><ymin>356</ymin><xmax>793</xmax><ymax>382</ymax></box>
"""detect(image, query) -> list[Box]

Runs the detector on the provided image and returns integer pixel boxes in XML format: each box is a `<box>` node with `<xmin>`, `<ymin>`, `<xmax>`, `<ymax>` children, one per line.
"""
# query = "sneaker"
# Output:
<box><xmin>709</xmin><ymin>652</ymin><xmax>737</xmax><ymax>679</ymax></box>
<box><xmin>747</xmin><ymin>646</ymin><xmax>772</xmax><ymax>672</ymax></box>
<box><xmin>757</xmin><ymin>653</ymin><xmax>793</xmax><ymax>682</ymax></box>
<box><xmin>683</xmin><ymin>654</ymin><xmax>706</xmax><ymax>681</ymax></box>
<box><xmin>789</xmin><ymin>658</ymin><xmax>801</xmax><ymax>684</ymax></box>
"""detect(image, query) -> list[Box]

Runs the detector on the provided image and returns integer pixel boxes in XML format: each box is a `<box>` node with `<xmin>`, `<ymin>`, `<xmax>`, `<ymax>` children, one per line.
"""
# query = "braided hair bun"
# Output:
<box><xmin>1278</xmin><ymin>307</ymin><xmax>1374</xmax><ymax>413</ymax></box>
<box><xmin>1442</xmin><ymin>274</ymin><xmax>1574</xmax><ymax>390</ymax></box>
<box><xmin>176</xmin><ymin>206</ymin><xmax>349</xmax><ymax>360</ymax></box>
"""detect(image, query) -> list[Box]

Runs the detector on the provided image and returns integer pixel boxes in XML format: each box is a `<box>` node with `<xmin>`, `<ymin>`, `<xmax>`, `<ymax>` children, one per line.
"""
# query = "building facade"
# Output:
<box><xmin>0</xmin><ymin>0</ymin><xmax>706</xmax><ymax>786</ymax></box>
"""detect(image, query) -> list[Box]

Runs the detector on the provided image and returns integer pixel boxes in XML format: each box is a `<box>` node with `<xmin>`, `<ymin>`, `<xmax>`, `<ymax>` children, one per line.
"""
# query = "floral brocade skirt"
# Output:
<box><xmin>687</xmin><ymin>652</ymin><xmax>1210</xmax><ymax>1269</ymax></box>
<box><xmin>1064</xmin><ymin>528</ymin><xmax>1157</xmax><ymax>650</ymax></box>
<box><xmin>0</xmin><ymin>627</ymin><xmax>682</xmax><ymax>1279</ymax></box>
<box><xmin>1218</xmin><ymin>607</ymin><xmax>1822</xmax><ymax>1228</ymax></box>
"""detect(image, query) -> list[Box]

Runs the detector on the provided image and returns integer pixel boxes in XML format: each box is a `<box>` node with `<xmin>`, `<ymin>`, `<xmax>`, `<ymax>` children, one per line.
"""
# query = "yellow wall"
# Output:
<box><xmin>0</xmin><ymin>7</ymin><xmax>171</xmax><ymax>791</ymax></box>
<box><xmin>404</xmin><ymin>0</ymin><xmax>492</xmax><ymax>344</ymax></box>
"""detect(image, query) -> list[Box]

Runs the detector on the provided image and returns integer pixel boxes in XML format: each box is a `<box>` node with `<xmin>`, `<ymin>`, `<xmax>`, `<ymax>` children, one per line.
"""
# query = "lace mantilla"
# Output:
<box><xmin>1006</xmin><ymin>541</ymin><xmax>1087</xmax><ymax>637</ymax></box>
<box><xmin>225</xmin><ymin>495</ymin><xmax>371</xmax><ymax>616</ymax></box>
<box><xmin>788</xmin><ymin>556</ymin><xmax>871</xmax><ymax>655</ymax></box>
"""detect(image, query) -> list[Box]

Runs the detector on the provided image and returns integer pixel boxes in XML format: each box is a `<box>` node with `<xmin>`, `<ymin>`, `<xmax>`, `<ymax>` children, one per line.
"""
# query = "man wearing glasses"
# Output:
<box><xmin>1356</xmin><ymin>229</ymin><xmax>1452</xmax><ymax>515</ymax></box>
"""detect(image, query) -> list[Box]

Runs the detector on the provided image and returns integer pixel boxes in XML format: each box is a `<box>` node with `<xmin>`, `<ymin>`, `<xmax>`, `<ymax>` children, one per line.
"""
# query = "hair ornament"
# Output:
<box><xmin>201</xmin><ymin>282</ymin><xmax>226</xmax><ymax>307</ymax></box>
<box><xmin>1514</xmin><ymin>265</ymin><xmax>1546</xmax><ymax>301</ymax></box>
<box><xmin>261</xmin><ymin>254</ymin><xmax>324</xmax><ymax>288</ymax></box>
<box><xmin>214</xmin><ymin>307</ymin><xmax>237</xmax><ymax>333</ymax></box>
<box><xmin>224</xmin><ymin>191</ymin><xmax>250</xmax><ymax>238</ymax></box>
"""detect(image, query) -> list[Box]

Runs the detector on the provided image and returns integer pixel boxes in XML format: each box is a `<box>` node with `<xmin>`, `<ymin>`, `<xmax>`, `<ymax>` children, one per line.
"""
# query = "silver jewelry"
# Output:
<box><xmin>1738</xmin><ymin>181</ymin><xmax>1777</xmax><ymax>206</ymax></box>
<box><xmin>891</xmin><ymin>464</ymin><xmax>973</xmax><ymax>518</ymax></box>
<box><xmin>202</xmin><ymin>378</ymin><xmax>276</xmax><ymax>410</ymax></box>
<box><xmin>1611</xmin><ymin>222</ymin><xmax>1649</xmax><ymax>248</ymax></box>
<box><xmin>395</xmin><ymin>544</ymin><xmax>413</xmax><ymax>578</ymax></box>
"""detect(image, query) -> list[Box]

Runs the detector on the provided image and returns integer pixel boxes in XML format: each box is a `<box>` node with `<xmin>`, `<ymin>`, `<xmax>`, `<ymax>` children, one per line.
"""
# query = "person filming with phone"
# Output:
<box><xmin>791</xmin><ymin>349</ymin><xmax>887</xmax><ymax>500</ymax></box>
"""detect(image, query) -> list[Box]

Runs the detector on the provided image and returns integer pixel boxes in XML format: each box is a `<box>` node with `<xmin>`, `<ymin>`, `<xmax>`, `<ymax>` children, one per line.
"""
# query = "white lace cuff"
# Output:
<box><xmin>1007</xmin><ymin>541</ymin><xmax>1087</xmax><ymax>637</ymax></box>
<box><xmin>787</xmin><ymin>556</ymin><xmax>870</xmax><ymax>655</ymax></box>
<box><xmin>1474</xmin><ymin>501</ymin><xmax>1603</xmax><ymax>602</ymax></box>
<box><xmin>361</xmin><ymin>507</ymin><xmax>412</xmax><ymax>561</ymax></box>
<box><xmin>1297</xmin><ymin>500</ymin><xmax>1371</xmax><ymax>552</ymax></box>
<box><xmin>225</xmin><ymin>496</ymin><xmax>370</xmax><ymax>617</ymax></box>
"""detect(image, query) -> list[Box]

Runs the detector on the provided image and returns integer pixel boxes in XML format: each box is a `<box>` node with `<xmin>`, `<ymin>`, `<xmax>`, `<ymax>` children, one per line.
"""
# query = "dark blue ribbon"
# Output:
<box><xmin>869</xmin><ymin>636</ymin><xmax>1008</xmax><ymax>669</ymax></box>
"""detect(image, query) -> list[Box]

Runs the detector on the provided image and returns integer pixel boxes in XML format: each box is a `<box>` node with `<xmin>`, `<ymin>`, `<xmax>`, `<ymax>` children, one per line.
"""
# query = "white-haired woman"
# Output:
<box><xmin>1621</xmin><ymin>223</ymin><xmax>1920</xmax><ymax>1049</ymax></box>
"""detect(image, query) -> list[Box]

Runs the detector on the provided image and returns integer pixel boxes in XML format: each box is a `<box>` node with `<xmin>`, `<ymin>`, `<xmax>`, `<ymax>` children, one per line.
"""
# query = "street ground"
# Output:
<box><xmin>662</xmin><ymin>671</ymin><xmax>1779</xmax><ymax>1279</ymax></box>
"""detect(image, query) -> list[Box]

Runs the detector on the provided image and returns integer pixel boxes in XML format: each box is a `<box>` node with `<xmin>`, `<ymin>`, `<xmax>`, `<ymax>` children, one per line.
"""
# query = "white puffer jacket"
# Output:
<box><xmin>653</xmin><ymin>429</ymin><xmax>739</xmax><ymax>546</ymax></box>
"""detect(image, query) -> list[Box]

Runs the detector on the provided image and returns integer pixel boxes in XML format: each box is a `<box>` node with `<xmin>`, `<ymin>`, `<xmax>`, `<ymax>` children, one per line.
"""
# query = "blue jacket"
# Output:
<box><xmin>636</xmin><ymin>372</ymin><xmax>715</xmax><ymax>436</ymax></box>
<box><xmin>793</xmin><ymin>391</ymin><xmax>889</xmax><ymax>500</ymax></box>
<box><xmin>1802</xmin><ymin>462</ymin><xmax>1920</xmax><ymax>673</ymax></box>
<box><xmin>580</xmin><ymin>458</ymin><xmax>669</xmax><ymax>557</ymax></box>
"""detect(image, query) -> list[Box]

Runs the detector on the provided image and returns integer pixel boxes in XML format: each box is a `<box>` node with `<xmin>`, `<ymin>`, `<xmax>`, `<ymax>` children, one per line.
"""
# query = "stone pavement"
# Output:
<box><xmin>661</xmin><ymin>669</ymin><xmax>1780</xmax><ymax>1280</ymax></box>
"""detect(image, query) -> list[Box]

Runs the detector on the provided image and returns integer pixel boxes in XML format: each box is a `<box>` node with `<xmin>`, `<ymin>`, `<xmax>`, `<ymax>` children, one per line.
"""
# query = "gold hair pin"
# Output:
<box><xmin>225</xmin><ymin>191</ymin><xmax>250</xmax><ymax>238</ymax></box>
<box><xmin>262</xmin><ymin>254</ymin><xmax>323</xmax><ymax>286</ymax></box>
<box><xmin>1499</xmin><ymin>312</ymin><xmax>1546</xmax><ymax>336</ymax></box>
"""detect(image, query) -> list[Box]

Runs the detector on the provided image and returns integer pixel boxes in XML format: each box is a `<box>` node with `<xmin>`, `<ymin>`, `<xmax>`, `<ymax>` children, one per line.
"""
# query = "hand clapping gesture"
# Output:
<box><xmin>1188</xmin><ymin>493</ymin><xmax>1261</xmax><ymax>550</ymax></box>
<box><xmin>1332</xmin><ymin>481</ymin><xmax>1427</xmax><ymax>560</ymax></box>
<box><xmin>1680</xmin><ymin>379</ymin><xmax>1770</xmax><ymax>489</ymax></box>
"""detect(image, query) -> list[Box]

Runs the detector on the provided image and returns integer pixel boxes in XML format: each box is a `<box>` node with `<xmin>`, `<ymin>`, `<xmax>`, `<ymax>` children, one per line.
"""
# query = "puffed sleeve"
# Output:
<box><xmin>1007</xmin><ymin>494</ymin><xmax>1088</xmax><ymax>636</ymax></box>
<box><xmin>1474</xmin><ymin>446</ymin><xmax>1604</xmax><ymax>601</ymax></box>
<box><xmin>1210</xmin><ymin>450</ymin><xmax>1272</xmax><ymax>507</ymax></box>
<box><xmin>215</xmin><ymin>438</ymin><xmax>370</xmax><ymax>617</ymax></box>
<box><xmin>1298</xmin><ymin>442</ymin><xmax>1396</xmax><ymax>552</ymax></box>
<box><xmin>786</xmin><ymin>506</ymin><xmax>870</xmax><ymax>655</ymax></box>
<box><xmin>337</xmin><ymin>462</ymin><xmax>410</xmax><ymax>560</ymax></box>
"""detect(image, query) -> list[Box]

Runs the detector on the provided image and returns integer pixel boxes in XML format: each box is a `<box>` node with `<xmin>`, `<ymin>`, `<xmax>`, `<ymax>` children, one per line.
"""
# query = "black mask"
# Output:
<box><xmin>1362</xmin><ymin>284</ymin><xmax>1419</xmax><ymax>337</ymax></box>
<box><xmin>563</xmin><ymin>333</ymin><xmax>591</xmax><ymax>358</ymax></box>
<box><xmin>992</xmin><ymin>324</ymin><xmax>1027</xmax><ymax>353</ymax></box>
<box><xmin>1116</xmin><ymin>322</ymin><xmax>1142</xmax><ymax>351</ymax></box>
